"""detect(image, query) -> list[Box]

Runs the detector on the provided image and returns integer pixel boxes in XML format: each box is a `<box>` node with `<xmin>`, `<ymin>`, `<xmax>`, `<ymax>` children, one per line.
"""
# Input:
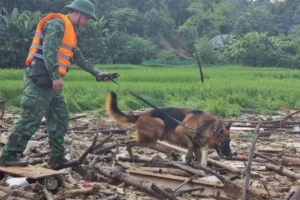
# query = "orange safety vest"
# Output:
<box><xmin>25</xmin><ymin>13</ymin><xmax>77</xmax><ymax>77</ymax></box>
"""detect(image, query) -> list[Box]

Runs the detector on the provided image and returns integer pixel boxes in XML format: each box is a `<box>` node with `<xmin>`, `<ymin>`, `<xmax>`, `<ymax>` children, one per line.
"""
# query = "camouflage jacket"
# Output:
<box><xmin>41</xmin><ymin>17</ymin><xmax>102</xmax><ymax>80</ymax></box>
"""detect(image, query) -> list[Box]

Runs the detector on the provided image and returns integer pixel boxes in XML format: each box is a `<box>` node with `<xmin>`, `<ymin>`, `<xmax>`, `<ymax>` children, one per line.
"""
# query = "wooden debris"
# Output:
<box><xmin>265</xmin><ymin>164</ymin><xmax>300</xmax><ymax>180</ymax></box>
<box><xmin>254</xmin><ymin>152</ymin><xmax>279</xmax><ymax>165</ymax></box>
<box><xmin>284</xmin><ymin>186</ymin><xmax>300</xmax><ymax>200</ymax></box>
<box><xmin>157</xmin><ymin>140</ymin><xmax>241</xmax><ymax>174</ymax></box>
<box><xmin>166</xmin><ymin>161</ymin><xmax>206</xmax><ymax>177</ymax></box>
<box><xmin>0</xmin><ymin>166</ymin><xmax>67</xmax><ymax>179</ymax></box>
<box><xmin>96</xmin><ymin>166</ymin><xmax>169</xmax><ymax>199</ymax></box>
<box><xmin>134</xmin><ymin>167</ymin><xmax>191</xmax><ymax>177</ymax></box>
<box><xmin>224</xmin><ymin>181</ymin><xmax>281</xmax><ymax>199</ymax></box>
<box><xmin>0</xmin><ymin>185</ymin><xmax>40</xmax><ymax>200</ymax></box>
<box><xmin>42</xmin><ymin>186</ymin><xmax>54</xmax><ymax>200</ymax></box>
<box><xmin>242</xmin><ymin>123</ymin><xmax>261</xmax><ymax>200</ymax></box>
<box><xmin>281</xmin><ymin>156</ymin><xmax>300</xmax><ymax>165</ymax></box>
<box><xmin>65</xmin><ymin>186</ymin><xmax>100</xmax><ymax>196</ymax></box>
<box><xmin>207</xmin><ymin>158</ymin><xmax>241</xmax><ymax>174</ymax></box>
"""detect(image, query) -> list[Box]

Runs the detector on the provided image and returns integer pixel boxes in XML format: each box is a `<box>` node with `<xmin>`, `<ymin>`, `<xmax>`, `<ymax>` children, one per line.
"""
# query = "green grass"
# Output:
<box><xmin>1</xmin><ymin>64</ymin><xmax>300</xmax><ymax>116</ymax></box>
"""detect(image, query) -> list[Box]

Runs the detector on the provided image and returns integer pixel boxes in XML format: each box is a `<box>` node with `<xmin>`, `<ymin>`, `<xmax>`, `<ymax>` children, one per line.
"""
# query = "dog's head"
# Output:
<box><xmin>208</xmin><ymin>120</ymin><xmax>233</xmax><ymax>158</ymax></box>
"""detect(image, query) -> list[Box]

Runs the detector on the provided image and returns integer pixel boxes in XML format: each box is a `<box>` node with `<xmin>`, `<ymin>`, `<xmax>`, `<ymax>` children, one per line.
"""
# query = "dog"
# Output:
<box><xmin>106</xmin><ymin>91</ymin><xmax>232</xmax><ymax>162</ymax></box>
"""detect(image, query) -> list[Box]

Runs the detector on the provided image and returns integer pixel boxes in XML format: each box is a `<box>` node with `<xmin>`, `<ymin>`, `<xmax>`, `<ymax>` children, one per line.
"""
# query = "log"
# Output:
<box><xmin>0</xmin><ymin>185</ymin><xmax>40</xmax><ymax>200</ymax></box>
<box><xmin>265</xmin><ymin>164</ymin><xmax>300</xmax><ymax>180</ymax></box>
<box><xmin>166</xmin><ymin>161</ymin><xmax>206</xmax><ymax>177</ymax></box>
<box><xmin>281</xmin><ymin>156</ymin><xmax>300</xmax><ymax>165</ymax></box>
<box><xmin>284</xmin><ymin>186</ymin><xmax>300</xmax><ymax>200</ymax></box>
<box><xmin>207</xmin><ymin>158</ymin><xmax>241</xmax><ymax>174</ymax></box>
<box><xmin>138</xmin><ymin>167</ymin><xmax>191</xmax><ymax>177</ymax></box>
<box><xmin>42</xmin><ymin>187</ymin><xmax>53</xmax><ymax>200</ymax></box>
<box><xmin>66</xmin><ymin>173</ymin><xmax>84</xmax><ymax>189</ymax></box>
<box><xmin>65</xmin><ymin>186</ymin><xmax>100</xmax><ymax>196</ymax></box>
<box><xmin>254</xmin><ymin>152</ymin><xmax>279</xmax><ymax>165</ymax></box>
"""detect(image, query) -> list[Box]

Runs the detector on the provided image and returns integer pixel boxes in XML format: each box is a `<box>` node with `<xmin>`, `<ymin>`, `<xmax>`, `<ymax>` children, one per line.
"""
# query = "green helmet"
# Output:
<box><xmin>65</xmin><ymin>0</ymin><xmax>97</xmax><ymax>20</ymax></box>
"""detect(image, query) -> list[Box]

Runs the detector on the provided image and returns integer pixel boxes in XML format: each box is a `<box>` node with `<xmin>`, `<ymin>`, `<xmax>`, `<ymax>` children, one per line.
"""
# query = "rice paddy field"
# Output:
<box><xmin>1</xmin><ymin>64</ymin><xmax>300</xmax><ymax>117</ymax></box>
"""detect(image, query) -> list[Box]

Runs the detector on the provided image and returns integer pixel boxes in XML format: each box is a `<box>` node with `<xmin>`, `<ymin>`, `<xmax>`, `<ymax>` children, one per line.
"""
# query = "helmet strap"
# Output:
<box><xmin>76</xmin><ymin>12</ymin><xmax>81</xmax><ymax>27</ymax></box>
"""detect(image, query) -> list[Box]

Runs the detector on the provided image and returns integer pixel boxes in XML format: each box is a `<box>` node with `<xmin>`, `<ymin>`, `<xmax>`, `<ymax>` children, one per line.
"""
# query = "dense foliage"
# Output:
<box><xmin>1</xmin><ymin>0</ymin><xmax>300</xmax><ymax>67</ymax></box>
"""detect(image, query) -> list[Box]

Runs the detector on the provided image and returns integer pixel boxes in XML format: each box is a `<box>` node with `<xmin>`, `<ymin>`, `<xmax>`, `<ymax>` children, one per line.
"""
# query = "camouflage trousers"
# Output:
<box><xmin>1</xmin><ymin>76</ymin><xmax>69</xmax><ymax>163</ymax></box>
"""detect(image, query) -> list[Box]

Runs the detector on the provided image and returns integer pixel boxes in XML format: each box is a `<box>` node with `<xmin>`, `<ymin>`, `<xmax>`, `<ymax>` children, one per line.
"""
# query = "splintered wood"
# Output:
<box><xmin>0</xmin><ymin>166</ymin><xmax>67</xmax><ymax>179</ymax></box>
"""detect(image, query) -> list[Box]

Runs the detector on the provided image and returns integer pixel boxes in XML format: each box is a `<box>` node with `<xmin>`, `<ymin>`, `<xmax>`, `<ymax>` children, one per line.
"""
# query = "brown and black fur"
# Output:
<box><xmin>106</xmin><ymin>91</ymin><xmax>232</xmax><ymax>162</ymax></box>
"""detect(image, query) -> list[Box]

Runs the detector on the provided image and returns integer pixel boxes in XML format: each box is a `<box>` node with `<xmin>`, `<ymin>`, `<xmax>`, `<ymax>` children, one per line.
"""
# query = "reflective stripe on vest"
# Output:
<box><xmin>25</xmin><ymin>13</ymin><xmax>77</xmax><ymax>77</ymax></box>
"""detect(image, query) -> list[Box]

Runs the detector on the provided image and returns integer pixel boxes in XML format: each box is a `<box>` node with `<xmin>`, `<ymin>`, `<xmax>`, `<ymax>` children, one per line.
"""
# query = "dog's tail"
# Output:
<box><xmin>106</xmin><ymin>91</ymin><xmax>140</xmax><ymax>124</ymax></box>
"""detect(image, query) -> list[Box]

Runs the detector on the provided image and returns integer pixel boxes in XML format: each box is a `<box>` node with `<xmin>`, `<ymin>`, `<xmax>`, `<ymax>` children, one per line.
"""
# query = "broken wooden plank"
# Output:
<box><xmin>126</xmin><ymin>169</ymin><xmax>230</xmax><ymax>200</ymax></box>
<box><xmin>0</xmin><ymin>185</ymin><xmax>40</xmax><ymax>200</ymax></box>
<box><xmin>126</xmin><ymin>169</ymin><xmax>223</xmax><ymax>187</ymax></box>
<box><xmin>257</xmin><ymin>148</ymin><xmax>283</xmax><ymax>153</ymax></box>
<box><xmin>265</xmin><ymin>164</ymin><xmax>300</xmax><ymax>180</ymax></box>
<box><xmin>0</xmin><ymin>166</ymin><xmax>67</xmax><ymax>179</ymax></box>
<box><xmin>207</xmin><ymin>158</ymin><xmax>241</xmax><ymax>174</ymax></box>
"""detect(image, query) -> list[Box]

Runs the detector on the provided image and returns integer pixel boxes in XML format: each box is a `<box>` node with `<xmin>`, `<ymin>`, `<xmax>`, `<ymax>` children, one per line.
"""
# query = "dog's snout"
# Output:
<box><xmin>219</xmin><ymin>140</ymin><xmax>233</xmax><ymax>158</ymax></box>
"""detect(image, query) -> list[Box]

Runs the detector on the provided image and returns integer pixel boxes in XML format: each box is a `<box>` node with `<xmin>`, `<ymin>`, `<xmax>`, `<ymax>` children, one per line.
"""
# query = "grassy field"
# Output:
<box><xmin>1</xmin><ymin>64</ymin><xmax>300</xmax><ymax>117</ymax></box>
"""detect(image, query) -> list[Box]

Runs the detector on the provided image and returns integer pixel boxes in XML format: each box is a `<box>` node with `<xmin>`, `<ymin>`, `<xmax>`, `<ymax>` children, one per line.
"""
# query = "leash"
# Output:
<box><xmin>125</xmin><ymin>89</ymin><xmax>211</xmax><ymax>136</ymax></box>
<box><xmin>194</xmin><ymin>47</ymin><xmax>204</xmax><ymax>83</ymax></box>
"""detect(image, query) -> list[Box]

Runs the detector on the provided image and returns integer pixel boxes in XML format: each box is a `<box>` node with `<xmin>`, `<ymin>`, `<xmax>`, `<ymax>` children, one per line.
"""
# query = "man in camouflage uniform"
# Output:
<box><xmin>0</xmin><ymin>0</ymin><xmax>113</xmax><ymax>167</ymax></box>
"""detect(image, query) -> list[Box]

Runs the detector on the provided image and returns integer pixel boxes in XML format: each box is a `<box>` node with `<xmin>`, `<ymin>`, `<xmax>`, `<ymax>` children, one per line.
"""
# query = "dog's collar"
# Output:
<box><xmin>185</xmin><ymin>121</ymin><xmax>212</xmax><ymax>137</ymax></box>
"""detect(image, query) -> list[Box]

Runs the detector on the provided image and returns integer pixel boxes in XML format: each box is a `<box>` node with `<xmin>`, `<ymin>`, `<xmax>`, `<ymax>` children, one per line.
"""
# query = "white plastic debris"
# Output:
<box><xmin>6</xmin><ymin>177</ymin><xmax>30</xmax><ymax>187</ymax></box>
<box><xmin>200</xmin><ymin>175</ymin><xmax>221</xmax><ymax>182</ymax></box>
<box><xmin>293</xmin><ymin>126</ymin><xmax>300</xmax><ymax>131</ymax></box>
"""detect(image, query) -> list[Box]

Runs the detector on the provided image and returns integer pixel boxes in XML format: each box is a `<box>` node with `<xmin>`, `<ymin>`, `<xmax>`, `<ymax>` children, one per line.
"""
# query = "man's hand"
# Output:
<box><xmin>98</xmin><ymin>72</ymin><xmax>111</xmax><ymax>82</ymax></box>
<box><xmin>96</xmin><ymin>72</ymin><xmax>119</xmax><ymax>82</ymax></box>
<box><xmin>53</xmin><ymin>79</ymin><xmax>63</xmax><ymax>93</ymax></box>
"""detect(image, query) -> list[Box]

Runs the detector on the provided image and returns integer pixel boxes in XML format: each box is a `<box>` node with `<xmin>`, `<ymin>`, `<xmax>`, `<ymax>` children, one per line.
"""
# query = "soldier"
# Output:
<box><xmin>0</xmin><ymin>0</ymin><xmax>115</xmax><ymax>167</ymax></box>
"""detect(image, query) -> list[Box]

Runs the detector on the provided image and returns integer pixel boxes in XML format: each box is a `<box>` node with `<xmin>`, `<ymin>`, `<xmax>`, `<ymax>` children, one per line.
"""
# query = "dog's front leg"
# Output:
<box><xmin>126</xmin><ymin>140</ymin><xmax>141</xmax><ymax>160</ymax></box>
<box><xmin>185</xmin><ymin>138</ymin><xmax>195</xmax><ymax>163</ymax></box>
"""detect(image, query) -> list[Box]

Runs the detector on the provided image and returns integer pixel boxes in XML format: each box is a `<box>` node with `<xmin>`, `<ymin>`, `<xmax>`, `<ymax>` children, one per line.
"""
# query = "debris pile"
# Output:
<box><xmin>1</xmin><ymin>103</ymin><xmax>300</xmax><ymax>199</ymax></box>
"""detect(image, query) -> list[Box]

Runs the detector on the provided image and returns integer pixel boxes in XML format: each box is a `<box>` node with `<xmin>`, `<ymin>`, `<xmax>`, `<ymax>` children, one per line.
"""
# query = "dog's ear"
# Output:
<box><xmin>214</xmin><ymin>120</ymin><xmax>223</xmax><ymax>136</ymax></box>
<box><xmin>225</xmin><ymin>121</ymin><xmax>232</xmax><ymax>131</ymax></box>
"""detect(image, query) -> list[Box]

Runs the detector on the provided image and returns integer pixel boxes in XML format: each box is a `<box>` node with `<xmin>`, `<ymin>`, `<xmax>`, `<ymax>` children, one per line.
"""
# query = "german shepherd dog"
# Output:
<box><xmin>106</xmin><ymin>91</ymin><xmax>232</xmax><ymax>162</ymax></box>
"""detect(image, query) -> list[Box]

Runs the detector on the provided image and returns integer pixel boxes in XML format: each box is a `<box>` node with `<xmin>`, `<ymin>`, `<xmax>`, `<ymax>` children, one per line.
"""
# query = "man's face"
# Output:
<box><xmin>73</xmin><ymin>11</ymin><xmax>91</xmax><ymax>29</ymax></box>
